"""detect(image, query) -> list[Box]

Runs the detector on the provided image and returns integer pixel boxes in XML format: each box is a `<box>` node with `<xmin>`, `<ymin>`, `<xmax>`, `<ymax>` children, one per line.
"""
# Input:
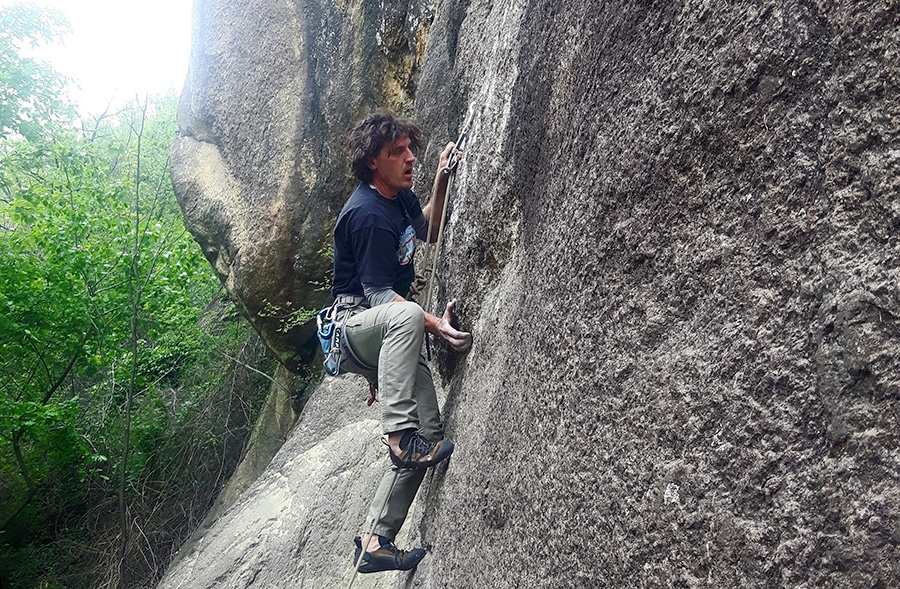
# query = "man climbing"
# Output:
<box><xmin>329</xmin><ymin>111</ymin><xmax>472</xmax><ymax>573</ymax></box>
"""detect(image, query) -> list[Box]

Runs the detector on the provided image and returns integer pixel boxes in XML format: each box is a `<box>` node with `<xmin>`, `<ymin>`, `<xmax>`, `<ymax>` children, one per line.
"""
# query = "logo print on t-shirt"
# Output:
<box><xmin>398</xmin><ymin>224</ymin><xmax>416</xmax><ymax>265</ymax></box>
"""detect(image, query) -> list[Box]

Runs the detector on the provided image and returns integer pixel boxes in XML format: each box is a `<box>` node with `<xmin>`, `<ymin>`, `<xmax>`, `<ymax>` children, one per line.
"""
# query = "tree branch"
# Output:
<box><xmin>42</xmin><ymin>344</ymin><xmax>81</xmax><ymax>404</ymax></box>
<box><xmin>1</xmin><ymin>430</ymin><xmax>36</xmax><ymax>531</ymax></box>
<box><xmin>119</xmin><ymin>94</ymin><xmax>149</xmax><ymax>589</ymax></box>
<box><xmin>219</xmin><ymin>351</ymin><xmax>291</xmax><ymax>395</ymax></box>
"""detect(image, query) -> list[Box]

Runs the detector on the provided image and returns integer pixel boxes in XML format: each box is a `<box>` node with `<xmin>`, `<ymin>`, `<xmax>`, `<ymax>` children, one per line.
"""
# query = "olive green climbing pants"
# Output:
<box><xmin>342</xmin><ymin>301</ymin><xmax>444</xmax><ymax>540</ymax></box>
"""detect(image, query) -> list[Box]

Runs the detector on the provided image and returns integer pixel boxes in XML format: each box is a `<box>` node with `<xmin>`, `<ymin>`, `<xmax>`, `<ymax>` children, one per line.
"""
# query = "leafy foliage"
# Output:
<box><xmin>0</xmin><ymin>9</ymin><xmax>279</xmax><ymax>589</ymax></box>
<box><xmin>0</xmin><ymin>4</ymin><xmax>73</xmax><ymax>140</ymax></box>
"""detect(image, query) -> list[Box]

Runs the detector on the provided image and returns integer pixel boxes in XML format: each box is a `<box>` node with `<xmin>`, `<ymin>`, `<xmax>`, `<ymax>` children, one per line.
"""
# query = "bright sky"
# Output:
<box><xmin>2</xmin><ymin>0</ymin><xmax>192</xmax><ymax>116</ymax></box>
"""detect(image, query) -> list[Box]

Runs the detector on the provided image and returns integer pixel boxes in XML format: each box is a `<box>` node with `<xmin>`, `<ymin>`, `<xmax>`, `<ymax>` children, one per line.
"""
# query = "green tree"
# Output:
<box><xmin>0</xmin><ymin>3</ymin><xmax>72</xmax><ymax>140</ymax></box>
<box><xmin>0</xmin><ymin>7</ymin><xmax>281</xmax><ymax>588</ymax></box>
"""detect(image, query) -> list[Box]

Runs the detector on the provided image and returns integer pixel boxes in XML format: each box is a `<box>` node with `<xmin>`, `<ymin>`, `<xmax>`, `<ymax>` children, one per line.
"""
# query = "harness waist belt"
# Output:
<box><xmin>330</xmin><ymin>294</ymin><xmax>375</xmax><ymax>373</ymax></box>
<box><xmin>334</xmin><ymin>294</ymin><xmax>367</xmax><ymax>307</ymax></box>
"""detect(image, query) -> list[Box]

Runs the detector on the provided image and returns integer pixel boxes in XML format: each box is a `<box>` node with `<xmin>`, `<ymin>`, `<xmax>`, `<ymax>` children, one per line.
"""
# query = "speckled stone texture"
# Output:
<box><xmin>163</xmin><ymin>0</ymin><xmax>900</xmax><ymax>587</ymax></box>
<box><xmin>413</xmin><ymin>1</ymin><xmax>900</xmax><ymax>587</ymax></box>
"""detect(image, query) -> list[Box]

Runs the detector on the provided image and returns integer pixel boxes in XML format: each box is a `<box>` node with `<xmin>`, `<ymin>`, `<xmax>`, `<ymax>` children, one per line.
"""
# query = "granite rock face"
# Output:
<box><xmin>164</xmin><ymin>0</ymin><xmax>900</xmax><ymax>587</ymax></box>
<box><xmin>417</xmin><ymin>2</ymin><xmax>900</xmax><ymax>587</ymax></box>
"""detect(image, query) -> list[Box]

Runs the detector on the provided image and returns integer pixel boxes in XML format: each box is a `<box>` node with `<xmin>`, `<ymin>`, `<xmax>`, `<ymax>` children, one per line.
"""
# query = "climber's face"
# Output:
<box><xmin>369</xmin><ymin>136</ymin><xmax>416</xmax><ymax>198</ymax></box>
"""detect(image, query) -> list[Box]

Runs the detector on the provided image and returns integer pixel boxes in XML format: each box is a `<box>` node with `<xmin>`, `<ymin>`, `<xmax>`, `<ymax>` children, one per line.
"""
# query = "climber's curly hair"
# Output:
<box><xmin>348</xmin><ymin>111</ymin><xmax>424</xmax><ymax>183</ymax></box>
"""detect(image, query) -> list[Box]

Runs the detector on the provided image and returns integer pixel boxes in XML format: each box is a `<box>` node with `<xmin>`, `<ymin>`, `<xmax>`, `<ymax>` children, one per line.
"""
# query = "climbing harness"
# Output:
<box><xmin>346</xmin><ymin>110</ymin><xmax>474</xmax><ymax>589</ymax></box>
<box><xmin>317</xmin><ymin>295</ymin><xmax>375</xmax><ymax>376</ymax></box>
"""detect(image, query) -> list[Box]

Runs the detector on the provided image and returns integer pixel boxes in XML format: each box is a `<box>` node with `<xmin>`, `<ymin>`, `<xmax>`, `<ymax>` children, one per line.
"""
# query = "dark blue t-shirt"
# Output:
<box><xmin>332</xmin><ymin>183</ymin><xmax>424</xmax><ymax>300</ymax></box>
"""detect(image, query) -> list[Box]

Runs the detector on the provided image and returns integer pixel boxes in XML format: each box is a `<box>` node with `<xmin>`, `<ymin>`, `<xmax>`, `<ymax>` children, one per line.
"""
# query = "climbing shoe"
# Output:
<box><xmin>389</xmin><ymin>429</ymin><xmax>454</xmax><ymax>469</ymax></box>
<box><xmin>353</xmin><ymin>535</ymin><xmax>426</xmax><ymax>573</ymax></box>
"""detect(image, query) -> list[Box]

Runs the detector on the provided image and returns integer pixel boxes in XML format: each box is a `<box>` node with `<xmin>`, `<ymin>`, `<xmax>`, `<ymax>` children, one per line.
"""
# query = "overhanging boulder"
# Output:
<box><xmin>170</xmin><ymin>0</ymin><xmax>435</xmax><ymax>370</ymax></box>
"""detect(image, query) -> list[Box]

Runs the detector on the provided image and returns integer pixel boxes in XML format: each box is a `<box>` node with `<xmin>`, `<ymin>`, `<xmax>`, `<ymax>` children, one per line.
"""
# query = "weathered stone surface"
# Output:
<box><xmin>165</xmin><ymin>363</ymin><xmax>301</xmax><ymax>566</ymax></box>
<box><xmin>171</xmin><ymin>0</ymin><xmax>433</xmax><ymax>369</ymax></box>
<box><xmin>164</xmin><ymin>0</ymin><xmax>900</xmax><ymax>587</ymax></box>
<box><xmin>158</xmin><ymin>375</ymin><xmax>400</xmax><ymax>588</ymax></box>
<box><xmin>414</xmin><ymin>2</ymin><xmax>900</xmax><ymax>587</ymax></box>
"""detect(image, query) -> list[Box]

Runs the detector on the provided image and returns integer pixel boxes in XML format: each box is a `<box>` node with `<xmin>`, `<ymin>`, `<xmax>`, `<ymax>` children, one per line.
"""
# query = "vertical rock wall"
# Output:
<box><xmin>416</xmin><ymin>1</ymin><xmax>900</xmax><ymax>587</ymax></box>
<box><xmin>163</xmin><ymin>0</ymin><xmax>900</xmax><ymax>587</ymax></box>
